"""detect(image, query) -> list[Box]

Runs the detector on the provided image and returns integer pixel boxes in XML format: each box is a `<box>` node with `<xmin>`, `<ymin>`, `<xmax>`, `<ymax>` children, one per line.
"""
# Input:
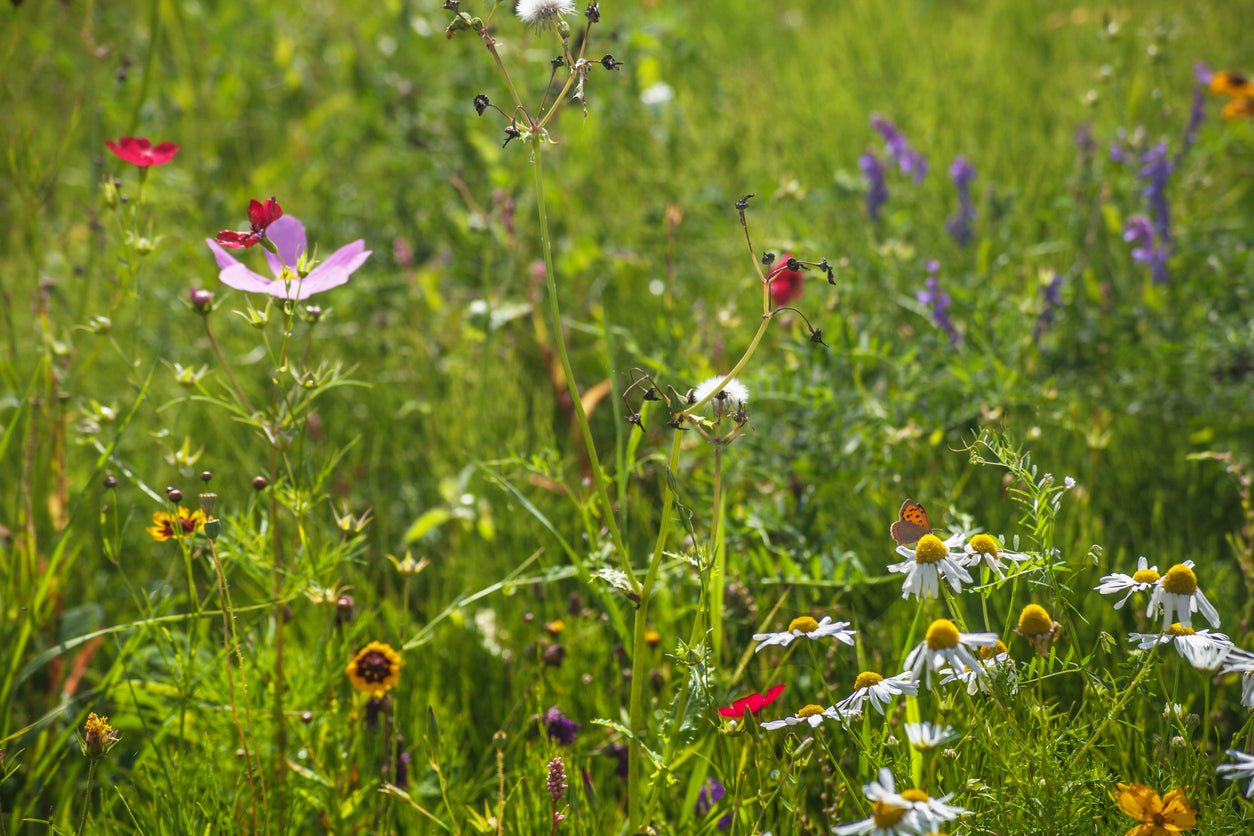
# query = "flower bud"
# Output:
<box><xmin>166</xmin><ymin>487</ymin><xmax>183</xmax><ymax>503</ymax></box>
<box><xmin>189</xmin><ymin>288</ymin><xmax>214</xmax><ymax>313</ymax></box>
<box><xmin>252</xmin><ymin>476</ymin><xmax>269</xmax><ymax>491</ymax></box>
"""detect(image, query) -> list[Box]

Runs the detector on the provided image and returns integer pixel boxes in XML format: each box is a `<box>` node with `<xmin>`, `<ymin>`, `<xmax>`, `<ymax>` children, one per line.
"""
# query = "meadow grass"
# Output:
<box><xmin>2</xmin><ymin>0</ymin><xmax>1254</xmax><ymax>833</ymax></box>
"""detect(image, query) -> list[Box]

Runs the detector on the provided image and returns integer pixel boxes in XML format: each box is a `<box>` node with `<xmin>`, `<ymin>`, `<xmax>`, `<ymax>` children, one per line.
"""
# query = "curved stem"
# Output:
<box><xmin>529</xmin><ymin>136</ymin><xmax>638</xmax><ymax>591</ymax></box>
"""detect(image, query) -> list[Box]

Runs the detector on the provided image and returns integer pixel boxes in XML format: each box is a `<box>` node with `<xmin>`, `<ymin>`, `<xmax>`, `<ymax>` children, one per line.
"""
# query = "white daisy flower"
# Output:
<box><xmin>1218</xmin><ymin>750</ymin><xmax>1254</xmax><ymax>797</ymax></box>
<box><xmin>1146</xmin><ymin>560</ymin><xmax>1220</xmax><ymax>630</ymax></box>
<box><xmin>904</xmin><ymin>618</ymin><xmax>999</xmax><ymax>688</ymax></box>
<box><xmin>834</xmin><ymin>670</ymin><xmax>919</xmax><ymax>716</ymax></box>
<box><xmin>833</xmin><ymin>767</ymin><xmax>967</xmax><ymax>835</ymax></box>
<box><xmin>888</xmin><ymin>534</ymin><xmax>973</xmax><ymax>600</ymax></box>
<box><xmin>752</xmin><ymin>615</ymin><xmax>856</xmax><ymax>653</ymax></box>
<box><xmin>961</xmin><ymin>533</ymin><xmax>1031</xmax><ymax>579</ymax></box>
<box><xmin>938</xmin><ymin>641</ymin><xmax>1018</xmax><ymax>696</ymax></box>
<box><xmin>1221</xmin><ymin>648</ymin><xmax>1254</xmax><ymax>676</ymax></box>
<box><xmin>1243</xmin><ymin>672</ymin><xmax>1254</xmax><ymax>709</ymax></box>
<box><xmin>692</xmin><ymin>374</ymin><xmax>749</xmax><ymax>410</ymax></box>
<box><xmin>515</xmin><ymin>0</ymin><xmax>576</xmax><ymax>27</ymax></box>
<box><xmin>904</xmin><ymin>722</ymin><xmax>957</xmax><ymax>750</ymax></box>
<box><xmin>760</xmin><ymin>703</ymin><xmax>832</xmax><ymax>731</ymax></box>
<box><xmin>1094</xmin><ymin>556</ymin><xmax>1160</xmax><ymax>609</ymax></box>
<box><xmin>1129</xmin><ymin>624</ymin><xmax>1231</xmax><ymax>669</ymax></box>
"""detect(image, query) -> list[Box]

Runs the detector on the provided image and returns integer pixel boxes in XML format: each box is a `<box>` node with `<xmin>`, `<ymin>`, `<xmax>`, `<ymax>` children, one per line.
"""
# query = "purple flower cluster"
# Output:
<box><xmin>945</xmin><ymin>154</ymin><xmax>978</xmax><ymax>246</ymax></box>
<box><xmin>1138</xmin><ymin>141</ymin><xmax>1173</xmax><ymax>244</ymax></box>
<box><xmin>695</xmin><ymin>779</ymin><xmax>733</xmax><ymax>830</ymax></box>
<box><xmin>1034</xmin><ymin>272</ymin><xmax>1064</xmax><ymax>342</ymax></box>
<box><xmin>871</xmin><ymin>115</ymin><xmax>928</xmax><ymax>184</ymax></box>
<box><xmin>917</xmin><ymin>261</ymin><xmax>960</xmax><ymax>346</ymax></box>
<box><xmin>1123</xmin><ymin>215</ymin><xmax>1169</xmax><ymax>285</ymax></box>
<box><xmin>542</xmin><ymin>706</ymin><xmax>580</xmax><ymax>745</ymax></box>
<box><xmin>858</xmin><ymin>152</ymin><xmax>889</xmax><ymax>222</ymax></box>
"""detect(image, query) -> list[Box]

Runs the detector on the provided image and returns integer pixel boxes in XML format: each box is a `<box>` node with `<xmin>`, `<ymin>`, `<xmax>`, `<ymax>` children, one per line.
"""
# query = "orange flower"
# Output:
<box><xmin>1115</xmin><ymin>783</ymin><xmax>1196</xmax><ymax>836</ymax></box>
<box><xmin>345</xmin><ymin>641</ymin><xmax>404</xmax><ymax>696</ymax></box>
<box><xmin>146</xmin><ymin>507</ymin><xmax>206</xmax><ymax>541</ymax></box>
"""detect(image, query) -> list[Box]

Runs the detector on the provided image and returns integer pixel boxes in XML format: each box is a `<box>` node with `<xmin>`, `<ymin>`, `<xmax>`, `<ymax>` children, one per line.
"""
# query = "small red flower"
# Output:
<box><xmin>717</xmin><ymin>684</ymin><xmax>785</xmax><ymax>718</ymax></box>
<box><xmin>105</xmin><ymin>136</ymin><xmax>180</xmax><ymax>168</ymax></box>
<box><xmin>214</xmin><ymin>197</ymin><xmax>284</xmax><ymax>250</ymax></box>
<box><xmin>769</xmin><ymin>254</ymin><xmax>804</xmax><ymax>307</ymax></box>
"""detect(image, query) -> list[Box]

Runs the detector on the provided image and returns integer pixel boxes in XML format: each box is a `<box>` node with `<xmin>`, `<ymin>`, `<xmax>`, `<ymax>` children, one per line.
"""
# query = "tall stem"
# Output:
<box><xmin>628</xmin><ymin>430</ymin><xmax>683</xmax><ymax>831</ymax></box>
<box><xmin>529</xmin><ymin>136</ymin><xmax>638</xmax><ymax>591</ymax></box>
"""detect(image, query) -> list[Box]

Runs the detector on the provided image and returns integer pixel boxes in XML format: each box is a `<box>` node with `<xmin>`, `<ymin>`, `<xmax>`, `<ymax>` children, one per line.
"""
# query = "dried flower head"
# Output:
<box><xmin>516</xmin><ymin>0</ymin><xmax>576</xmax><ymax>27</ymax></box>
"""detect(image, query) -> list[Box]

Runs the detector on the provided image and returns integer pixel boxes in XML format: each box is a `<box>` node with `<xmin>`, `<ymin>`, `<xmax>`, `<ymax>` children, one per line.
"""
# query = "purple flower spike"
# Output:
<box><xmin>696</xmin><ymin>779</ymin><xmax>733</xmax><ymax>830</ymax></box>
<box><xmin>1123</xmin><ymin>214</ymin><xmax>1170</xmax><ymax>285</ymax></box>
<box><xmin>205</xmin><ymin>215</ymin><xmax>371</xmax><ymax>300</ymax></box>
<box><xmin>946</xmin><ymin>154</ymin><xmax>978</xmax><ymax>246</ymax></box>
<box><xmin>541</xmin><ymin>706</ymin><xmax>581</xmax><ymax>745</ymax></box>
<box><xmin>859</xmin><ymin>151</ymin><xmax>888</xmax><ymax>222</ymax></box>
<box><xmin>917</xmin><ymin>264</ymin><xmax>960</xmax><ymax>346</ymax></box>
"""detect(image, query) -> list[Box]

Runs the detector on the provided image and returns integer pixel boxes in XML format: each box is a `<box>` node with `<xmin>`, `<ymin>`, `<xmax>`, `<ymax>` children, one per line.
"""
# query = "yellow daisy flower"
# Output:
<box><xmin>1114</xmin><ymin>782</ymin><xmax>1196</xmax><ymax>836</ymax></box>
<box><xmin>345</xmin><ymin>641</ymin><xmax>404</xmax><ymax>696</ymax></box>
<box><xmin>146</xmin><ymin>507</ymin><xmax>206</xmax><ymax>541</ymax></box>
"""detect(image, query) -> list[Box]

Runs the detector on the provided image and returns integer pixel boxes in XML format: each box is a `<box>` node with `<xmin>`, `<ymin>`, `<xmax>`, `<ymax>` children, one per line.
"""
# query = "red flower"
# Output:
<box><xmin>717</xmin><ymin>684</ymin><xmax>785</xmax><ymax>718</ymax></box>
<box><xmin>214</xmin><ymin>197</ymin><xmax>284</xmax><ymax>250</ymax></box>
<box><xmin>769</xmin><ymin>254</ymin><xmax>804</xmax><ymax>307</ymax></box>
<box><xmin>105</xmin><ymin>136</ymin><xmax>180</xmax><ymax>167</ymax></box>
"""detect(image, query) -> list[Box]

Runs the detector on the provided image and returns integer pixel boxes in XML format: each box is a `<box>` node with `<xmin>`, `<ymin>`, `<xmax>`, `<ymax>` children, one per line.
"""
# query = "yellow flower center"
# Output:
<box><xmin>925</xmin><ymin>619</ymin><xmax>960</xmax><ymax>651</ymax></box>
<box><xmin>797</xmin><ymin>704</ymin><xmax>825</xmax><ymax>718</ymax></box>
<box><xmin>900</xmin><ymin>788</ymin><xmax>930</xmax><ymax>803</ymax></box>
<box><xmin>853</xmin><ymin>671</ymin><xmax>884</xmax><ymax>690</ymax></box>
<box><xmin>979</xmin><ymin>640</ymin><xmax>1009</xmax><ymax>660</ymax></box>
<box><xmin>1166</xmin><ymin>623</ymin><xmax>1195</xmax><ymax>636</ymax></box>
<box><xmin>870</xmin><ymin>800</ymin><xmax>908</xmax><ymax>827</ymax></box>
<box><xmin>643</xmin><ymin>629</ymin><xmax>662</xmax><ymax>647</ymax></box>
<box><xmin>914</xmin><ymin>534</ymin><xmax>948</xmax><ymax>564</ymax></box>
<box><xmin>1161</xmin><ymin>564</ymin><xmax>1198</xmax><ymax>595</ymax></box>
<box><xmin>279</xmin><ymin>266</ymin><xmax>299</xmax><ymax>284</ymax></box>
<box><xmin>1017</xmin><ymin>604</ymin><xmax>1052</xmax><ymax>635</ymax></box>
<box><xmin>1132</xmin><ymin>568</ymin><xmax>1161</xmax><ymax>584</ymax></box>
<box><xmin>968</xmin><ymin>533</ymin><xmax>1000</xmax><ymax>557</ymax></box>
<box><xmin>788</xmin><ymin>615</ymin><xmax>820</xmax><ymax>633</ymax></box>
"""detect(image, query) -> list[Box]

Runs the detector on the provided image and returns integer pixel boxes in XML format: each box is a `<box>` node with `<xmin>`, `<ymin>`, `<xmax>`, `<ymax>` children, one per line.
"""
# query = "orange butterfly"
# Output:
<box><xmin>890</xmin><ymin>499</ymin><xmax>932</xmax><ymax>546</ymax></box>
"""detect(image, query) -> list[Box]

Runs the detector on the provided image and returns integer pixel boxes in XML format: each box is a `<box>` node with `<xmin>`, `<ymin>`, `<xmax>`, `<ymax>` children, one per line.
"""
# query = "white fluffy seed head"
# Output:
<box><xmin>516</xmin><ymin>0</ymin><xmax>577</xmax><ymax>26</ymax></box>
<box><xmin>693</xmin><ymin>375</ymin><xmax>749</xmax><ymax>408</ymax></box>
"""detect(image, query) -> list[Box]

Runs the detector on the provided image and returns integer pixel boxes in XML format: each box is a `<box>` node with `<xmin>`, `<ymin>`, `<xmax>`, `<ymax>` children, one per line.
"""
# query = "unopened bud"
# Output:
<box><xmin>189</xmin><ymin>288</ymin><xmax>214</xmax><ymax>313</ymax></box>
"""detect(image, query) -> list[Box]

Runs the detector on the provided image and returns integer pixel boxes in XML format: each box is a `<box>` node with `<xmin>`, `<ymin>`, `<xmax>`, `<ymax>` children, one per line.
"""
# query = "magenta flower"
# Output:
<box><xmin>205</xmin><ymin>215</ymin><xmax>370</xmax><ymax>300</ymax></box>
<box><xmin>105</xmin><ymin>136</ymin><xmax>180</xmax><ymax>167</ymax></box>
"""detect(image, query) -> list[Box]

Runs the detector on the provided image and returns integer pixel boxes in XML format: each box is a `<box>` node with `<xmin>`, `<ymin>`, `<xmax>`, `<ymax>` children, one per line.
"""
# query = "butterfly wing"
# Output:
<box><xmin>889</xmin><ymin>499</ymin><xmax>932</xmax><ymax>546</ymax></box>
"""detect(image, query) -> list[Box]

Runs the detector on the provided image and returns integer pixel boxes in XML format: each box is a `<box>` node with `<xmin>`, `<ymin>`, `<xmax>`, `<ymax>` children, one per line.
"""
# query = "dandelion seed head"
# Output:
<box><xmin>516</xmin><ymin>0</ymin><xmax>576</xmax><ymax>26</ymax></box>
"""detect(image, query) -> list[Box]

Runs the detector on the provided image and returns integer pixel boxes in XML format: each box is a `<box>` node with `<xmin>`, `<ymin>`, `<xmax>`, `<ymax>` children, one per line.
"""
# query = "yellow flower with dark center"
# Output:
<box><xmin>345</xmin><ymin>641</ymin><xmax>404</xmax><ymax>696</ymax></box>
<box><xmin>1209</xmin><ymin>70</ymin><xmax>1250</xmax><ymax>97</ymax></box>
<box><xmin>146</xmin><ymin>507</ymin><xmax>206</xmax><ymax>541</ymax></box>
<box><xmin>1115</xmin><ymin>782</ymin><xmax>1196</xmax><ymax>836</ymax></box>
<box><xmin>1222</xmin><ymin>95</ymin><xmax>1254</xmax><ymax>121</ymax></box>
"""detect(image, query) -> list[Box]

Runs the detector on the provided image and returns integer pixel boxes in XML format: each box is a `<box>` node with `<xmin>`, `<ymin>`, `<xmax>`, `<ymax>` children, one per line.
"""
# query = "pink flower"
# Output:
<box><xmin>205</xmin><ymin>215</ymin><xmax>371</xmax><ymax>300</ymax></box>
<box><xmin>214</xmin><ymin>197</ymin><xmax>284</xmax><ymax>250</ymax></box>
<box><xmin>717</xmin><ymin>684</ymin><xmax>785</xmax><ymax>719</ymax></box>
<box><xmin>768</xmin><ymin>254</ymin><xmax>803</xmax><ymax>307</ymax></box>
<box><xmin>105</xmin><ymin>136</ymin><xmax>180</xmax><ymax>167</ymax></box>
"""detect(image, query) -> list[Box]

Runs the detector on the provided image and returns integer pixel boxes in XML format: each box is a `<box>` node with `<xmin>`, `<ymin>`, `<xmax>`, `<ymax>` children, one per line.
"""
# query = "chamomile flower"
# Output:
<box><xmin>752</xmin><ymin>615</ymin><xmax>856</xmax><ymax>653</ymax></box>
<box><xmin>1095</xmin><ymin>556</ymin><xmax>1160</xmax><ymax>609</ymax></box>
<box><xmin>1146</xmin><ymin>561</ymin><xmax>1220</xmax><ymax>630</ymax></box>
<box><xmin>1244</xmin><ymin>672</ymin><xmax>1254</xmax><ymax>709</ymax></box>
<box><xmin>939</xmin><ymin>640</ymin><xmax>1019</xmax><ymax>696</ymax></box>
<box><xmin>961</xmin><ymin>533</ymin><xmax>1030</xmax><ymax>578</ymax></box>
<box><xmin>1220</xmin><ymin>648</ymin><xmax>1254</xmax><ymax>676</ymax></box>
<box><xmin>904</xmin><ymin>722</ymin><xmax>957</xmax><ymax>751</ymax></box>
<box><xmin>761</xmin><ymin>703</ymin><xmax>832</xmax><ymax>731</ymax></box>
<box><xmin>888</xmin><ymin>534</ymin><xmax>973</xmax><ymax>600</ymax></box>
<box><xmin>1218</xmin><ymin>750</ymin><xmax>1254</xmax><ymax>797</ymax></box>
<box><xmin>1014</xmin><ymin>604</ymin><xmax>1062</xmax><ymax>655</ymax></box>
<box><xmin>834</xmin><ymin>670</ymin><xmax>919</xmax><ymax>716</ymax></box>
<box><xmin>904</xmin><ymin>618</ymin><xmax>999</xmax><ymax>687</ymax></box>
<box><xmin>834</xmin><ymin>768</ymin><xmax>967</xmax><ymax>835</ymax></box>
<box><xmin>1129</xmin><ymin>623</ymin><xmax>1231</xmax><ymax>669</ymax></box>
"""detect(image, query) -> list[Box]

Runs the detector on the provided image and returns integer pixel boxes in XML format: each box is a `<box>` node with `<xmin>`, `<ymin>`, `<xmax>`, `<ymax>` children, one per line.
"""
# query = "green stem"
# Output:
<box><xmin>628</xmin><ymin>430</ymin><xmax>683</xmax><ymax>831</ymax></box>
<box><xmin>529</xmin><ymin>136</ymin><xmax>638</xmax><ymax>591</ymax></box>
<box><xmin>682</xmin><ymin>313</ymin><xmax>774</xmax><ymax>415</ymax></box>
<box><xmin>76</xmin><ymin>759</ymin><xmax>98</xmax><ymax>836</ymax></box>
